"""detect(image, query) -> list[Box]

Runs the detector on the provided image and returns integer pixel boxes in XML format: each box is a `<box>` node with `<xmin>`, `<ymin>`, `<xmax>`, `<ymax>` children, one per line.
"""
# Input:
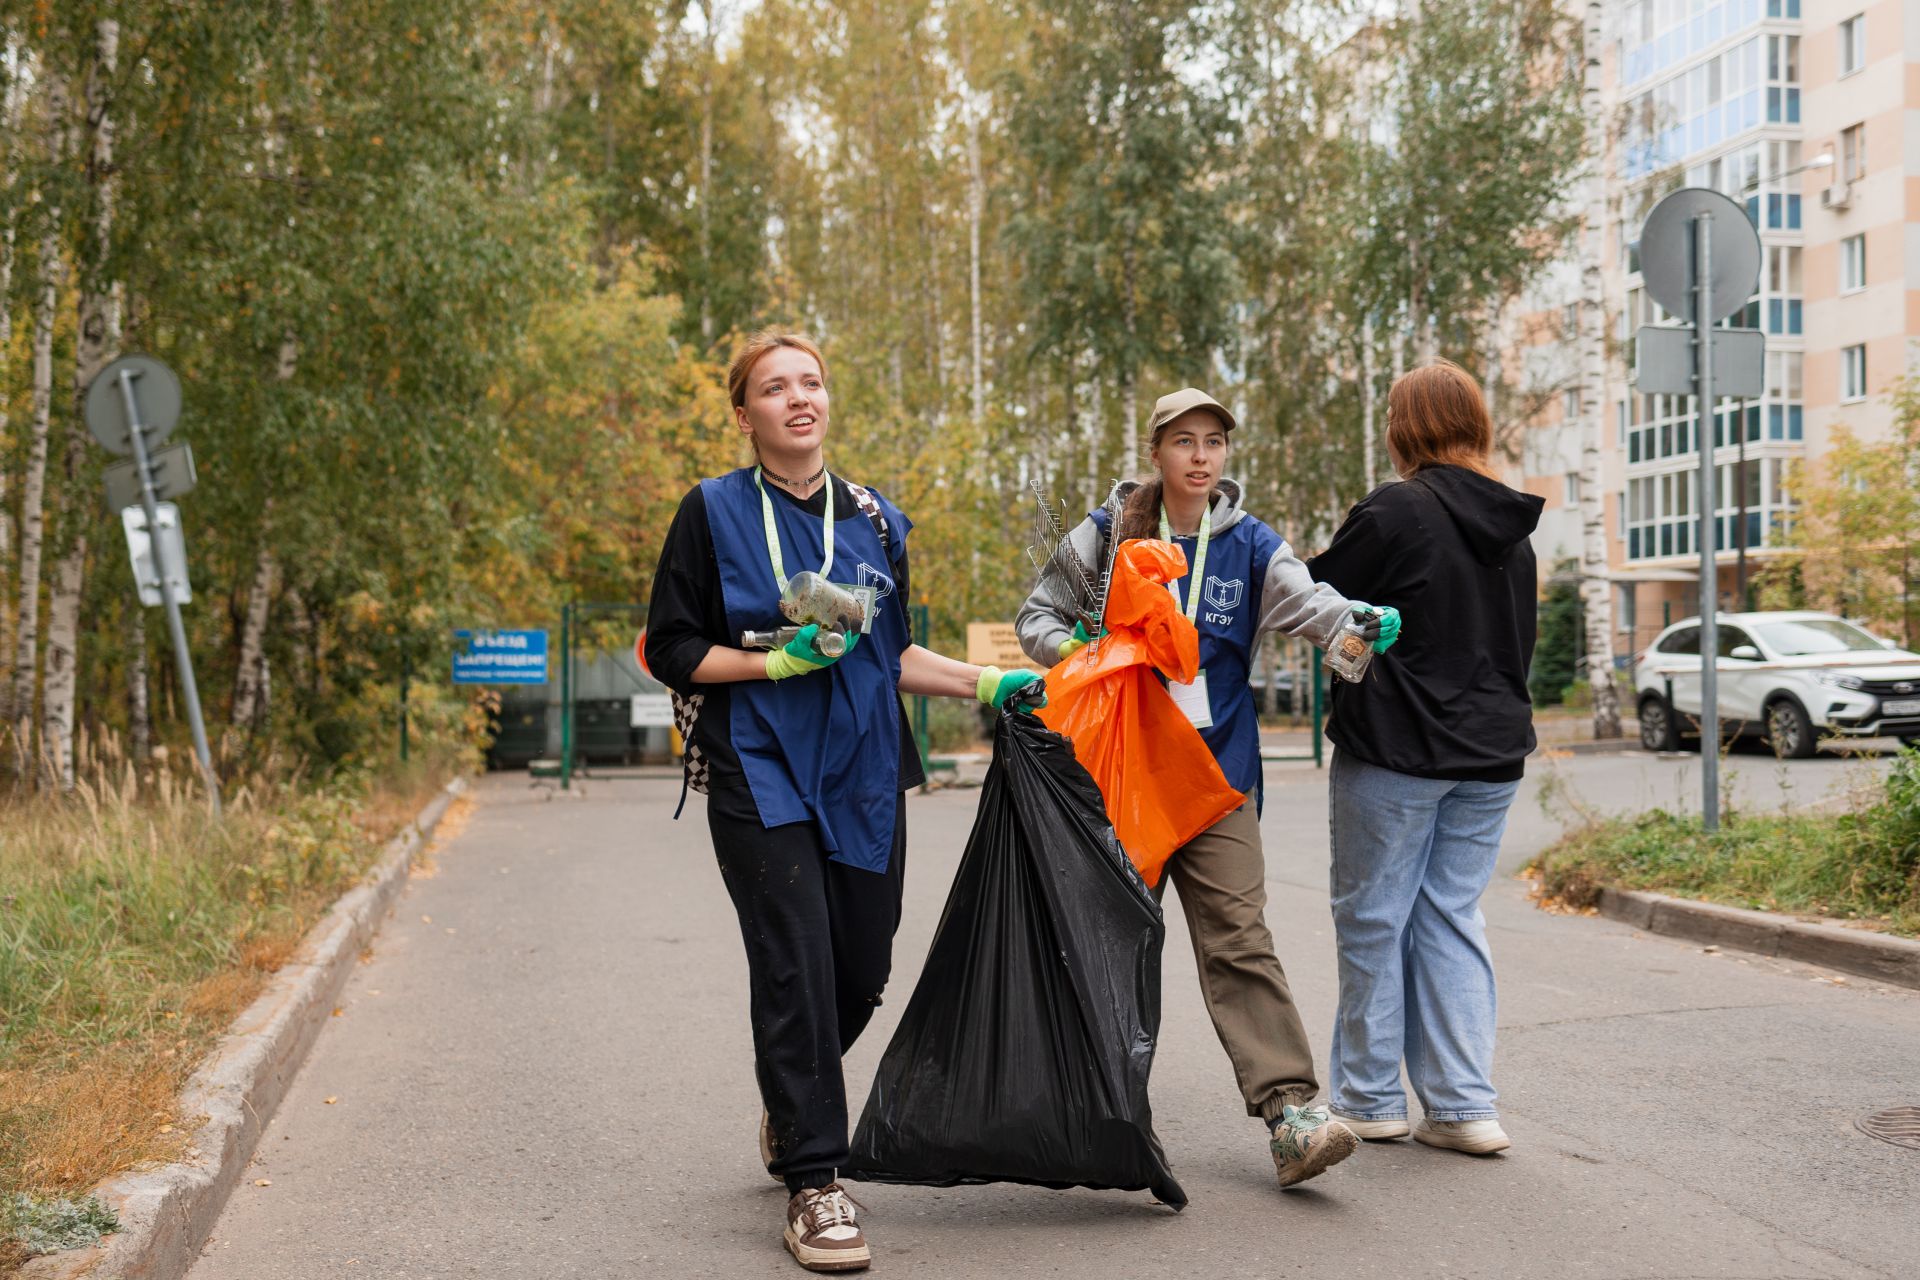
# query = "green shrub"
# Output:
<box><xmin>1530</xmin><ymin>748</ymin><xmax>1920</xmax><ymax>934</ymax></box>
<box><xmin>1531</xmin><ymin>559</ymin><xmax>1582</xmax><ymax>707</ymax></box>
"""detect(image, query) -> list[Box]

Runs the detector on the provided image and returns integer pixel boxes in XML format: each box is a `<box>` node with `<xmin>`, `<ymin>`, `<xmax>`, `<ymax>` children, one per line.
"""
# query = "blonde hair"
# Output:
<box><xmin>727</xmin><ymin>329</ymin><xmax>828</xmax><ymax>409</ymax></box>
<box><xmin>1386</xmin><ymin>360</ymin><xmax>1499</xmax><ymax>480</ymax></box>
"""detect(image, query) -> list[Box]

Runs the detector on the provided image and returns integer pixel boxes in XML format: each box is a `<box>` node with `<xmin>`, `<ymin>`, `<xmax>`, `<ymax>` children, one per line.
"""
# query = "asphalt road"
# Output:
<box><xmin>188</xmin><ymin>745</ymin><xmax>1920</xmax><ymax>1279</ymax></box>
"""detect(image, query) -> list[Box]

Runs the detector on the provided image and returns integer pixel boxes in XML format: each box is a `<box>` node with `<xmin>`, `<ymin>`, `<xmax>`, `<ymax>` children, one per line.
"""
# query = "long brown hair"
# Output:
<box><xmin>1385</xmin><ymin>360</ymin><xmax>1499</xmax><ymax>479</ymax></box>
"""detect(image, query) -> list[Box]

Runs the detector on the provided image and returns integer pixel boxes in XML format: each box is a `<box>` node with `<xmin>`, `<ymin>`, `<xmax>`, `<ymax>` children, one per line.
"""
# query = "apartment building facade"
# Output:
<box><xmin>1513</xmin><ymin>0</ymin><xmax>1913</xmax><ymax>656</ymax></box>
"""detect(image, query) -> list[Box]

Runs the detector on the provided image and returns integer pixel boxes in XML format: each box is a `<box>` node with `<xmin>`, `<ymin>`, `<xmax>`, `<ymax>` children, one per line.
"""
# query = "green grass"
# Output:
<box><xmin>2</xmin><ymin>1193</ymin><xmax>118</xmax><ymax>1258</ymax></box>
<box><xmin>1529</xmin><ymin>748</ymin><xmax>1920</xmax><ymax>936</ymax></box>
<box><xmin>0</xmin><ymin>738</ymin><xmax>465</xmax><ymax>1269</ymax></box>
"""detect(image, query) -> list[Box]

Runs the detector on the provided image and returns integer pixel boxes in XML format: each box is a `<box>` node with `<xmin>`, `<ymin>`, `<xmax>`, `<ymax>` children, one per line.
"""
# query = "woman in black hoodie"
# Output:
<box><xmin>1306</xmin><ymin>361</ymin><xmax>1544</xmax><ymax>1157</ymax></box>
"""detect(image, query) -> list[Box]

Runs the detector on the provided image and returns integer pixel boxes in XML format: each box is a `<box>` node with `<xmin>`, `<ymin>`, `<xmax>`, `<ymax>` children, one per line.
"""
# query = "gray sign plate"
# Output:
<box><xmin>103</xmin><ymin>441</ymin><xmax>197</xmax><ymax>514</ymax></box>
<box><xmin>1639</xmin><ymin>187</ymin><xmax>1762</xmax><ymax>323</ymax></box>
<box><xmin>1634</xmin><ymin>326</ymin><xmax>1765</xmax><ymax>397</ymax></box>
<box><xmin>84</xmin><ymin>354</ymin><xmax>182</xmax><ymax>456</ymax></box>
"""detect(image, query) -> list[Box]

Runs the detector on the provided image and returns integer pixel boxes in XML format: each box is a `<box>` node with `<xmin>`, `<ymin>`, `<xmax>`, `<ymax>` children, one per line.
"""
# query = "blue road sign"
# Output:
<box><xmin>453</xmin><ymin>629</ymin><xmax>549</xmax><ymax>685</ymax></box>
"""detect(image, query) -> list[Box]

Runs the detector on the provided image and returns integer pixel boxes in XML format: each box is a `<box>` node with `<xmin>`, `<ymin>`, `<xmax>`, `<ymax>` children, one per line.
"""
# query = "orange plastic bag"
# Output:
<box><xmin>1037</xmin><ymin>538</ymin><xmax>1246</xmax><ymax>888</ymax></box>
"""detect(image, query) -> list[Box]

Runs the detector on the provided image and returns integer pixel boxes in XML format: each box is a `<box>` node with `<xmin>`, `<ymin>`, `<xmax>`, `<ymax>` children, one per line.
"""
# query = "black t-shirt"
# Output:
<box><xmin>644</xmin><ymin>476</ymin><xmax>926</xmax><ymax>818</ymax></box>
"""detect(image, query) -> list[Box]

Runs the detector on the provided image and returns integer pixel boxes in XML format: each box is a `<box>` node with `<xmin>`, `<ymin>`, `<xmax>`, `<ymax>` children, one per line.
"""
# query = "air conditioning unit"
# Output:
<box><xmin>1821</xmin><ymin>183</ymin><xmax>1854</xmax><ymax>210</ymax></box>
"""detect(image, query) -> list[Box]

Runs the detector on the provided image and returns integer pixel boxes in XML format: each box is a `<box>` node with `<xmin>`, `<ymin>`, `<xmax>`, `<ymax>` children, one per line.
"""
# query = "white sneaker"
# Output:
<box><xmin>1413</xmin><ymin>1117</ymin><xmax>1510</xmax><ymax>1154</ymax></box>
<box><xmin>1331</xmin><ymin>1111</ymin><xmax>1411</xmax><ymax>1141</ymax></box>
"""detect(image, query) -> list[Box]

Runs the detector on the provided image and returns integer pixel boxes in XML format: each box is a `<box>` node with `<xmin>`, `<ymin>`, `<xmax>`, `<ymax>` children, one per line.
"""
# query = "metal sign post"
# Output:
<box><xmin>85</xmin><ymin>355</ymin><xmax>221</xmax><ymax>816</ymax></box>
<box><xmin>1633</xmin><ymin>188</ymin><xmax>1763</xmax><ymax>833</ymax></box>
<box><xmin>1694</xmin><ymin>211</ymin><xmax>1719</xmax><ymax>831</ymax></box>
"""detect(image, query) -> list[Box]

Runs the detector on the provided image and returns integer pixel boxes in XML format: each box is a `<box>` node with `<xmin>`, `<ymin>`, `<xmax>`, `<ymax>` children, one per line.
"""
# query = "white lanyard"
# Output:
<box><xmin>1158</xmin><ymin>504</ymin><xmax>1212</xmax><ymax>623</ymax></box>
<box><xmin>755</xmin><ymin>466</ymin><xmax>834</xmax><ymax>592</ymax></box>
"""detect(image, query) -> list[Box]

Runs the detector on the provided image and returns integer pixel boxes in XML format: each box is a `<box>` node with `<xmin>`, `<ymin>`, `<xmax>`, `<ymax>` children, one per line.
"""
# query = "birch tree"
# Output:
<box><xmin>0</xmin><ymin>45</ymin><xmax>22</xmax><ymax>568</ymax></box>
<box><xmin>8</xmin><ymin>72</ymin><xmax>66</xmax><ymax>772</ymax></box>
<box><xmin>1005</xmin><ymin>0</ymin><xmax>1236</xmax><ymax>477</ymax></box>
<box><xmin>39</xmin><ymin>20</ymin><xmax>123</xmax><ymax>790</ymax></box>
<box><xmin>1577</xmin><ymin>0</ymin><xmax>1621</xmax><ymax>739</ymax></box>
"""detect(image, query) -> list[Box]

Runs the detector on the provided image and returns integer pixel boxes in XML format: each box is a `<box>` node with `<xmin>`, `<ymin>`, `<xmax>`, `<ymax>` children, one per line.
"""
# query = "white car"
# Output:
<box><xmin>1633</xmin><ymin>611</ymin><xmax>1920</xmax><ymax>758</ymax></box>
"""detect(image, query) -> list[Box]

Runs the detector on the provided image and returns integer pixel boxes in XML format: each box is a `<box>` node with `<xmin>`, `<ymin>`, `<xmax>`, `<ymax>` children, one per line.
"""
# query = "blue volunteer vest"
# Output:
<box><xmin>702</xmin><ymin>468</ymin><xmax>913</xmax><ymax>873</ymax></box>
<box><xmin>1093</xmin><ymin>507</ymin><xmax>1286</xmax><ymax>807</ymax></box>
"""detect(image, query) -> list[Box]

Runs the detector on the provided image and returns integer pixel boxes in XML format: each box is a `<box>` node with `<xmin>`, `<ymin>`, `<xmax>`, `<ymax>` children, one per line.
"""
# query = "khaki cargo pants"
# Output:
<box><xmin>1157</xmin><ymin>802</ymin><xmax>1319</xmax><ymax>1122</ymax></box>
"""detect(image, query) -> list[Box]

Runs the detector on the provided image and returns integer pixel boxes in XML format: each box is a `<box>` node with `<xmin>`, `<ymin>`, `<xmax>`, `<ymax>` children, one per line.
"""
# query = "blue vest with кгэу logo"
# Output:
<box><xmin>701</xmin><ymin>467</ymin><xmax>913</xmax><ymax>874</ymax></box>
<box><xmin>1092</xmin><ymin>505</ymin><xmax>1288</xmax><ymax>810</ymax></box>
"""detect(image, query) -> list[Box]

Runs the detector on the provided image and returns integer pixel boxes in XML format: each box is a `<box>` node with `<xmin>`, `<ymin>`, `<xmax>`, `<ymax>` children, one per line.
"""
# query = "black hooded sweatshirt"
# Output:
<box><xmin>1307</xmin><ymin>465</ymin><xmax>1545</xmax><ymax>782</ymax></box>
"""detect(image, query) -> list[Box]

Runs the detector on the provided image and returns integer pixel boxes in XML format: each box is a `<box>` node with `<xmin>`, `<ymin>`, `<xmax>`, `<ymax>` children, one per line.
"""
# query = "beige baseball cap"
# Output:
<box><xmin>1146</xmin><ymin>387</ymin><xmax>1237</xmax><ymax>437</ymax></box>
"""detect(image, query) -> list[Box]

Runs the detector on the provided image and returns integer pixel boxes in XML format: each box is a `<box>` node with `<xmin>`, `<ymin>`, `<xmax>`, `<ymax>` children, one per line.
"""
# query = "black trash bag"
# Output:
<box><xmin>845</xmin><ymin>708</ymin><xmax>1186</xmax><ymax>1208</ymax></box>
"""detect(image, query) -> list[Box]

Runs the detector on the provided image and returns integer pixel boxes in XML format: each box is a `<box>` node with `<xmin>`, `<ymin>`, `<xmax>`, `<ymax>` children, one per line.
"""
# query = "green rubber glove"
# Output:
<box><xmin>977</xmin><ymin>666</ymin><xmax>1046</xmax><ymax>712</ymax></box>
<box><xmin>1057</xmin><ymin>619</ymin><xmax>1105</xmax><ymax>660</ymax></box>
<box><xmin>1350</xmin><ymin>603</ymin><xmax>1402</xmax><ymax>654</ymax></box>
<box><xmin>764</xmin><ymin>624</ymin><xmax>859</xmax><ymax>681</ymax></box>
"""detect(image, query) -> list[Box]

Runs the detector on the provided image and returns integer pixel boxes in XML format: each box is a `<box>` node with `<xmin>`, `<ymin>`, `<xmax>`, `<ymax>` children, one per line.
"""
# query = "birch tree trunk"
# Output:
<box><xmin>7</xmin><ymin>74</ymin><xmax>68</xmax><ymax>771</ymax></box>
<box><xmin>1360</xmin><ymin>312</ymin><xmax>1377</xmax><ymax>486</ymax></box>
<box><xmin>0</xmin><ymin>188</ymin><xmax>15</xmax><ymax>569</ymax></box>
<box><xmin>695</xmin><ymin>1</ymin><xmax>719</xmax><ymax>346</ymax></box>
<box><xmin>1577</xmin><ymin>0</ymin><xmax>1622</xmax><ymax>740</ymax></box>
<box><xmin>39</xmin><ymin>550</ymin><xmax>84</xmax><ymax>789</ymax></box>
<box><xmin>125</xmin><ymin>604</ymin><xmax>149</xmax><ymax>764</ymax></box>
<box><xmin>228</xmin><ymin>546</ymin><xmax>277</xmax><ymax>734</ymax></box>
<box><xmin>227</xmin><ymin>333</ymin><xmax>296</xmax><ymax>749</ymax></box>
<box><xmin>44</xmin><ymin>21</ymin><xmax>123</xmax><ymax>790</ymax></box>
<box><xmin>965</xmin><ymin>88</ymin><xmax>985</xmax><ymax>426</ymax></box>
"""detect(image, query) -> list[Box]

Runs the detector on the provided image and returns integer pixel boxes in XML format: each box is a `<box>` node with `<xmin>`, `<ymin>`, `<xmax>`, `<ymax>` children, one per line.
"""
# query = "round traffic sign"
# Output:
<box><xmin>634</xmin><ymin>628</ymin><xmax>650</xmax><ymax>677</ymax></box>
<box><xmin>84</xmin><ymin>355</ymin><xmax>182</xmax><ymax>456</ymax></box>
<box><xmin>1638</xmin><ymin>187</ymin><xmax>1761</xmax><ymax>324</ymax></box>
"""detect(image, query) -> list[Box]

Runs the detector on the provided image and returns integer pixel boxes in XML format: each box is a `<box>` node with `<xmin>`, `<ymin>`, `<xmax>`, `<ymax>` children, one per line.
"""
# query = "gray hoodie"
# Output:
<box><xmin>1014</xmin><ymin>478</ymin><xmax>1358</xmax><ymax>667</ymax></box>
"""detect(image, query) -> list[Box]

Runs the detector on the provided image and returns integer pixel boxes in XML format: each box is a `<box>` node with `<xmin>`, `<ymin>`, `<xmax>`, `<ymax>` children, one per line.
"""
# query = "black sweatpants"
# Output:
<box><xmin>709</xmin><ymin>786</ymin><xmax>907</xmax><ymax>1194</ymax></box>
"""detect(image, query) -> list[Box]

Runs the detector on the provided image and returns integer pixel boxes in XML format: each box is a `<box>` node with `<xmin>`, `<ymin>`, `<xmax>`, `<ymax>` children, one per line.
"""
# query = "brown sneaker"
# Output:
<box><xmin>784</xmin><ymin>1184</ymin><xmax>870</xmax><ymax>1273</ymax></box>
<box><xmin>760</xmin><ymin>1110</ymin><xmax>784</xmax><ymax>1183</ymax></box>
<box><xmin>1270</xmin><ymin>1104</ymin><xmax>1359</xmax><ymax>1188</ymax></box>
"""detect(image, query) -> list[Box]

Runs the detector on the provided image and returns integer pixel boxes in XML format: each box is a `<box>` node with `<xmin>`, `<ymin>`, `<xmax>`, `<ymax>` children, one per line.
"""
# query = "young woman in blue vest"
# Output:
<box><xmin>644</xmin><ymin>330</ymin><xmax>1041</xmax><ymax>1274</ymax></box>
<box><xmin>1015</xmin><ymin>388</ymin><xmax>1401</xmax><ymax>1190</ymax></box>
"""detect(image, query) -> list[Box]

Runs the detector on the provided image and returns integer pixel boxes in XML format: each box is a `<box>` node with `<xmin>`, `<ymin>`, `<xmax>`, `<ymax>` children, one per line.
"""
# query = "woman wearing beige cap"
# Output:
<box><xmin>1017</xmin><ymin>388</ymin><xmax>1401</xmax><ymax>1189</ymax></box>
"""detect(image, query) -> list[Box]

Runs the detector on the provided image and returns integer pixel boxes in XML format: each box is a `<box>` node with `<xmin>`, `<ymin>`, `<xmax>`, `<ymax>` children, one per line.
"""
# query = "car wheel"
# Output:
<box><xmin>1765</xmin><ymin>698</ymin><xmax>1817</xmax><ymax>760</ymax></box>
<box><xmin>1638</xmin><ymin>696</ymin><xmax>1681</xmax><ymax>752</ymax></box>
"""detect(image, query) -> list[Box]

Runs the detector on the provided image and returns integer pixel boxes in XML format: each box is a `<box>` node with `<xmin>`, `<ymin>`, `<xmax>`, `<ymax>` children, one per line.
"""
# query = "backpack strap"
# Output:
<box><xmin>849</xmin><ymin>483</ymin><xmax>893</xmax><ymax>564</ymax></box>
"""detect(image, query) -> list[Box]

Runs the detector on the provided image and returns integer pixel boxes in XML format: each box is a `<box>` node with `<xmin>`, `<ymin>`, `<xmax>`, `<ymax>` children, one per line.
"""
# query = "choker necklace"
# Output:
<box><xmin>759</xmin><ymin>462</ymin><xmax>827</xmax><ymax>491</ymax></box>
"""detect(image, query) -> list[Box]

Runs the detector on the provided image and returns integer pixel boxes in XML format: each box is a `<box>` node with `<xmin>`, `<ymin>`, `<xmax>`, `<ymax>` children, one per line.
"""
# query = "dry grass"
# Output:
<box><xmin>1</xmin><ymin>734</ymin><xmax>462</xmax><ymax>1265</ymax></box>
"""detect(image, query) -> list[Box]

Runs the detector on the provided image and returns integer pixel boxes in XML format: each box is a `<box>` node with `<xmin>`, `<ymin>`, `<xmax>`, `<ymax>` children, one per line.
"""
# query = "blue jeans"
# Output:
<box><xmin>1326</xmin><ymin>750</ymin><xmax>1521</xmax><ymax>1123</ymax></box>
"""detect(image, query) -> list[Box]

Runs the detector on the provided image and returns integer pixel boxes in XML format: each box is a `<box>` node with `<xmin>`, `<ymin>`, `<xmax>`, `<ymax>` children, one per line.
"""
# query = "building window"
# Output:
<box><xmin>1617</xmin><ymin>492</ymin><xmax>1626</xmax><ymax>543</ymax></box>
<box><xmin>1564</xmin><ymin>389</ymin><xmax>1580</xmax><ymax>421</ymax></box>
<box><xmin>1564</xmin><ymin>473</ymin><xmax>1582</xmax><ymax>506</ymax></box>
<box><xmin>1843</xmin><ymin>344</ymin><xmax>1867</xmax><ymax>402</ymax></box>
<box><xmin>1841</xmin><ymin>124</ymin><xmax>1866</xmax><ymax>183</ymax></box>
<box><xmin>1839</xmin><ymin>15</ymin><xmax>1865</xmax><ymax>78</ymax></box>
<box><xmin>1842</xmin><ymin>234</ymin><xmax>1866</xmax><ymax>292</ymax></box>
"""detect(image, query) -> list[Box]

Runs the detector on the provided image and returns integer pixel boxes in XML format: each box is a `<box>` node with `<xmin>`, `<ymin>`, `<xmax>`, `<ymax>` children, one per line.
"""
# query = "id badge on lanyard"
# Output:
<box><xmin>1160</xmin><ymin>505</ymin><xmax>1214</xmax><ymax>729</ymax></box>
<box><xmin>1169</xmin><ymin>669</ymin><xmax>1213</xmax><ymax>729</ymax></box>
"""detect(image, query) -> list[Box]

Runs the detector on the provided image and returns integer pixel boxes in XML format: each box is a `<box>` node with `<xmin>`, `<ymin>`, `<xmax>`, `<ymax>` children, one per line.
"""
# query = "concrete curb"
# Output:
<box><xmin>1597</xmin><ymin>887</ymin><xmax>1920</xmax><ymax>990</ymax></box>
<box><xmin>19</xmin><ymin>777</ymin><xmax>470</xmax><ymax>1280</ymax></box>
<box><xmin>1537</xmin><ymin>737</ymin><xmax>1642</xmax><ymax>757</ymax></box>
